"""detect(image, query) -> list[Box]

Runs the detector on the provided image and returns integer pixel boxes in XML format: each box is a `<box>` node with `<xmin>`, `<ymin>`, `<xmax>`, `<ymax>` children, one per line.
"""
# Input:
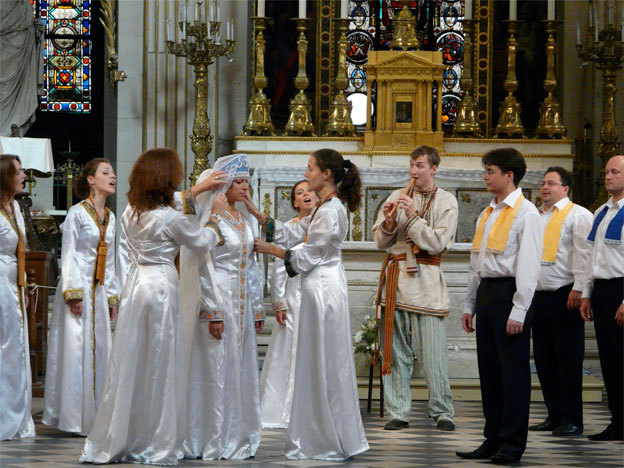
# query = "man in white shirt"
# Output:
<box><xmin>580</xmin><ymin>155</ymin><xmax>624</xmax><ymax>442</ymax></box>
<box><xmin>529</xmin><ymin>167</ymin><xmax>592</xmax><ymax>437</ymax></box>
<box><xmin>456</xmin><ymin>148</ymin><xmax>542</xmax><ymax>465</ymax></box>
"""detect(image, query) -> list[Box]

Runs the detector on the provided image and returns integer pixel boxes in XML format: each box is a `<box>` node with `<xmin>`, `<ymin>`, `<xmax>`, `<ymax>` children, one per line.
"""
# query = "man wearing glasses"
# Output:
<box><xmin>529</xmin><ymin>167</ymin><xmax>592</xmax><ymax>437</ymax></box>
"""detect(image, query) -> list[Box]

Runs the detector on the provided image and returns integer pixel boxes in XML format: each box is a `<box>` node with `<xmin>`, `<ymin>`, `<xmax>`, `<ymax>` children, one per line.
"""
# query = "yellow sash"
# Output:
<box><xmin>471</xmin><ymin>195</ymin><xmax>524</xmax><ymax>254</ymax></box>
<box><xmin>542</xmin><ymin>201</ymin><xmax>574</xmax><ymax>264</ymax></box>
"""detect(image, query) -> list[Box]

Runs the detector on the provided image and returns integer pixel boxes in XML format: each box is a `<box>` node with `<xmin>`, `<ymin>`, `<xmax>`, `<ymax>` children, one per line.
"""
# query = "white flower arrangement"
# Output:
<box><xmin>353</xmin><ymin>314</ymin><xmax>380</xmax><ymax>362</ymax></box>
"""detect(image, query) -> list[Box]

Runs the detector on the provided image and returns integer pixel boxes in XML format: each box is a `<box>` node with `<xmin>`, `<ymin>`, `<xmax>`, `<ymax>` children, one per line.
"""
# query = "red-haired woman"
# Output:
<box><xmin>43</xmin><ymin>158</ymin><xmax>119</xmax><ymax>436</ymax></box>
<box><xmin>0</xmin><ymin>154</ymin><xmax>35</xmax><ymax>441</ymax></box>
<box><xmin>80</xmin><ymin>148</ymin><xmax>227</xmax><ymax>466</ymax></box>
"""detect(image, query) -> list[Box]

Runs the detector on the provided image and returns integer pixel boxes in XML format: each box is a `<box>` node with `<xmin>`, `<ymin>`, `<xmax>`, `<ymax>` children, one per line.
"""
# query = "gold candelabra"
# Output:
<box><xmin>495</xmin><ymin>20</ymin><xmax>525</xmax><ymax>138</ymax></box>
<box><xmin>285</xmin><ymin>18</ymin><xmax>315</xmax><ymax>136</ymax></box>
<box><xmin>576</xmin><ymin>23</ymin><xmax>623</xmax><ymax>207</ymax></box>
<box><xmin>536</xmin><ymin>21</ymin><xmax>566</xmax><ymax>139</ymax></box>
<box><xmin>166</xmin><ymin>9</ymin><xmax>235</xmax><ymax>184</ymax></box>
<box><xmin>390</xmin><ymin>0</ymin><xmax>419</xmax><ymax>50</ymax></box>
<box><xmin>325</xmin><ymin>18</ymin><xmax>355</xmax><ymax>137</ymax></box>
<box><xmin>57</xmin><ymin>152</ymin><xmax>81</xmax><ymax>209</ymax></box>
<box><xmin>453</xmin><ymin>18</ymin><xmax>480</xmax><ymax>137</ymax></box>
<box><xmin>244</xmin><ymin>17</ymin><xmax>274</xmax><ymax>136</ymax></box>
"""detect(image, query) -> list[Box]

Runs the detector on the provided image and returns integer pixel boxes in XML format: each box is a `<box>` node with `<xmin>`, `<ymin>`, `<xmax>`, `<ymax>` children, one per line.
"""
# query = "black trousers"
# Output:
<box><xmin>531</xmin><ymin>284</ymin><xmax>584</xmax><ymax>427</ymax></box>
<box><xmin>591</xmin><ymin>278</ymin><xmax>624</xmax><ymax>432</ymax></box>
<box><xmin>475</xmin><ymin>277</ymin><xmax>530</xmax><ymax>457</ymax></box>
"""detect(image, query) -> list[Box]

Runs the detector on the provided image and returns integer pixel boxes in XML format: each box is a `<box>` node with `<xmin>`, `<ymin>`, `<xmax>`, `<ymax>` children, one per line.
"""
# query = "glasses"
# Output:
<box><xmin>539</xmin><ymin>181</ymin><xmax>565</xmax><ymax>188</ymax></box>
<box><xmin>483</xmin><ymin>170</ymin><xmax>502</xmax><ymax>177</ymax></box>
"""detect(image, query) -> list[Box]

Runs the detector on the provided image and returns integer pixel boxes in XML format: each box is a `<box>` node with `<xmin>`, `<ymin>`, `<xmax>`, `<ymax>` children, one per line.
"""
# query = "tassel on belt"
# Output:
<box><xmin>376</xmin><ymin>251</ymin><xmax>441</xmax><ymax>375</ymax></box>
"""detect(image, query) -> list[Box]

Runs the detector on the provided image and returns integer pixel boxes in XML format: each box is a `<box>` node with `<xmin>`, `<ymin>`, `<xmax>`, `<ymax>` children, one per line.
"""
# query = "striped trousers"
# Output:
<box><xmin>382</xmin><ymin>309</ymin><xmax>454</xmax><ymax>422</ymax></box>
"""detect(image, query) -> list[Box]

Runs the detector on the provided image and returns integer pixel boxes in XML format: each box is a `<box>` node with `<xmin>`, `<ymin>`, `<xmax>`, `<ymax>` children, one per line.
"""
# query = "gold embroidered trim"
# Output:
<box><xmin>181</xmin><ymin>189</ymin><xmax>196</xmax><ymax>215</ymax></box>
<box><xmin>63</xmin><ymin>288</ymin><xmax>84</xmax><ymax>302</ymax></box>
<box><xmin>107</xmin><ymin>295</ymin><xmax>119</xmax><ymax>308</ymax></box>
<box><xmin>205</xmin><ymin>221</ymin><xmax>224</xmax><ymax>246</ymax></box>
<box><xmin>272</xmin><ymin>298</ymin><xmax>287</xmax><ymax>312</ymax></box>
<box><xmin>199</xmin><ymin>309</ymin><xmax>224</xmax><ymax>322</ymax></box>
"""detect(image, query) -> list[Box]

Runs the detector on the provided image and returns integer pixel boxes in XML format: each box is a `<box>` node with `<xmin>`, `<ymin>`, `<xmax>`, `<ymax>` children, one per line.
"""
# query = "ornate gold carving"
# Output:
<box><xmin>325</xmin><ymin>18</ymin><xmax>355</xmax><ymax>137</ymax></box>
<box><xmin>315</xmin><ymin>0</ymin><xmax>334</xmax><ymax>131</ymax></box>
<box><xmin>280</xmin><ymin>190</ymin><xmax>290</xmax><ymax>200</ymax></box>
<box><xmin>284</xmin><ymin>19</ymin><xmax>316</xmax><ymax>136</ymax></box>
<box><xmin>536</xmin><ymin>21</ymin><xmax>566</xmax><ymax>139</ymax></box>
<box><xmin>352</xmin><ymin>208</ymin><xmax>362</xmax><ymax>241</ymax></box>
<box><xmin>263</xmin><ymin>193</ymin><xmax>272</xmax><ymax>218</ymax></box>
<box><xmin>244</xmin><ymin>17</ymin><xmax>274</xmax><ymax>136</ymax></box>
<box><xmin>453</xmin><ymin>19</ymin><xmax>481</xmax><ymax>137</ymax></box>
<box><xmin>166</xmin><ymin>16</ymin><xmax>235</xmax><ymax>184</ymax></box>
<box><xmin>389</xmin><ymin>0</ymin><xmax>419</xmax><ymax>51</ymax></box>
<box><xmin>99</xmin><ymin>0</ymin><xmax>127</xmax><ymax>88</ymax></box>
<box><xmin>495</xmin><ymin>21</ymin><xmax>525</xmax><ymax>138</ymax></box>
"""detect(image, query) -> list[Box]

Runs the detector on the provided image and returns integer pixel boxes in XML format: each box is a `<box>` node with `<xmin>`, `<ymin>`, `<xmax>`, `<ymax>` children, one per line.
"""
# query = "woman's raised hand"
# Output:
<box><xmin>211</xmin><ymin>193</ymin><xmax>228</xmax><ymax>216</ymax></box>
<box><xmin>191</xmin><ymin>170</ymin><xmax>227</xmax><ymax>197</ymax></box>
<box><xmin>243</xmin><ymin>192</ymin><xmax>266</xmax><ymax>224</ymax></box>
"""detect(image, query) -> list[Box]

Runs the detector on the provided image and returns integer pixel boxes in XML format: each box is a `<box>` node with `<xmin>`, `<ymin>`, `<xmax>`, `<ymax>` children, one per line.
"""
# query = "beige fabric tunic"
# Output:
<box><xmin>372</xmin><ymin>187</ymin><xmax>458</xmax><ymax>317</ymax></box>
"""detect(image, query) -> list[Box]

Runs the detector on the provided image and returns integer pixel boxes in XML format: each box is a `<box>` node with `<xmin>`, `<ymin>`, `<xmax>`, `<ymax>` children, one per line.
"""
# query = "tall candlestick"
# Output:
<box><xmin>547</xmin><ymin>0</ymin><xmax>555</xmax><ymax>20</ymax></box>
<box><xmin>258</xmin><ymin>0</ymin><xmax>265</xmax><ymax>17</ymax></box>
<box><xmin>509</xmin><ymin>0</ymin><xmax>517</xmax><ymax>21</ymax></box>
<box><xmin>340</xmin><ymin>0</ymin><xmax>348</xmax><ymax>18</ymax></box>
<box><xmin>464</xmin><ymin>0</ymin><xmax>472</xmax><ymax>19</ymax></box>
<box><xmin>299</xmin><ymin>0</ymin><xmax>306</xmax><ymax>18</ymax></box>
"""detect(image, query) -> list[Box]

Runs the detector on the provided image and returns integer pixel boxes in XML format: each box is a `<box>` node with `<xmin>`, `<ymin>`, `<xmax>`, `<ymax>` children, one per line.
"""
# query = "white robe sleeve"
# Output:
<box><xmin>269</xmin><ymin>215</ymin><xmax>310</xmax><ymax>248</ymax></box>
<box><xmin>104</xmin><ymin>212</ymin><xmax>118</xmax><ymax>308</ymax></box>
<box><xmin>59</xmin><ymin>207</ymin><xmax>85</xmax><ymax>302</ymax></box>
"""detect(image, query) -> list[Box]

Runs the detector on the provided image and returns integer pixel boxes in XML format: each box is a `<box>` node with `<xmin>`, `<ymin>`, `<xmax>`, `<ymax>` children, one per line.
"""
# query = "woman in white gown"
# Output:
<box><xmin>0</xmin><ymin>155</ymin><xmax>35</xmax><ymax>441</ymax></box>
<box><xmin>253</xmin><ymin>148</ymin><xmax>369</xmax><ymax>461</ymax></box>
<box><xmin>43</xmin><ymin>158</ymin><xmax>118</xmax><ymax>435</ymax></box>
<box><xmin>80</xmin><ymin>148</ymin><xmax>227</xmax><ymax>466</ymax></box>
<box><xmin>180</xmin><ymin>153</ymin><xmax>265</xmax><ymax>460</ymax></box>
<box><xmin>260</xmin><ymin>180</ymin><xmax>318</xmax><ymax>429</ymax></box>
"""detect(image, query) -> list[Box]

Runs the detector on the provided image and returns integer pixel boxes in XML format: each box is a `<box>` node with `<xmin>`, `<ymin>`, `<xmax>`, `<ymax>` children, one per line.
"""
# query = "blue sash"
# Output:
<box><xmin>587</xmin><ymin>203</ymin><xmax>624</xmax><ymax>244</ymax></box>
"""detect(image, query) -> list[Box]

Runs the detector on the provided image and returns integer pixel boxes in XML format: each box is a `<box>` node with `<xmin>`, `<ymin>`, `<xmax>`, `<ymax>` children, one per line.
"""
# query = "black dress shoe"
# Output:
<box><xmin>552</xmin><ymin>423</ymin><xmax>583</xmax><ymax>436</ymax></box>
<box><xmin>587</xmin><ymin>424</ymin><xmax>624</xmax><ymax>441</ymax></box>
<box><xmin>490</xmin><ymin>450</ymin><xmax>521</xmax><ymax>465</ymax></box>
<box><xmin>436</xmin><ymin>419</ymin><xmax>455</xmax><ymax>431</ymax></box>
<box><xmin>384</xmin><ymin>419</ymin><xmax>409</xmax><ymax>430</ymax></box>
<box><xmin>455</xmin><ymin>443</ymin><xmax>497</xmax><ymax>459</ymax></box>
<box><xmin>529</xmin><ymin>417</ymin><xmax>559</xmax><ymax>431</ymax></box>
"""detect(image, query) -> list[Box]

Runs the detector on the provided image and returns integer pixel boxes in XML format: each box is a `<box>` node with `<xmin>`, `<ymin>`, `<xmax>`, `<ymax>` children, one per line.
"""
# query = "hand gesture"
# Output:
<box><xmin>209</xmin><ymin>320</ymin><xmax>224</xmax><ymax>340</ymax></box>
<box><xmin>382</xmin><ymin>201</ymin><xmax>398</xmax><ymax>230</ymax></box>
<box><xmin>397</xmin><ymin>194</ymin><xmax>416</xmax><ymax>218</ymax></box>
<box><xmin>580</xmin><ymin>298</ymin><xmax>592</xmax><ymax>322</ymax></box>
<box><xmin>461</xmin><ymin>313</ymin><xmax>474</xmax><ymax>333</ymax></box>
<box><xmin>276</xmin><ymin>309</ymin><xmax>287</xmax><ymax>326</ymax></box>
<box><xmin>67</xmin><ymin>299</ymin><xmax>83</xmax><ymax>317</ymax></box>
<box><xmin>255</xmin><ymin>320</ymin><xmax>264</xmax><ymax>333</ymax></box>
<box><xmin>211</xmin><ymin>193</ymin><xmax>228</xmax><ymax>216</ymax></box>
<box><xmin>254</xmin><ymin>238</ymin><xmax>272</xmax><ymax>255</ymax></box>
<box><xmin>192</xmin><ymin>170</ymin><xmax>227</xmax><ymax>195</ymax></box>
<box><xmin>506</xmin><ymin>318</ymin><xmax>523</xmax><ymax>336</ymax></box>
<box><xmin>567</xmin><ymin>290</ymin><xmax>582</xmax><ymax>311</ymax></box>
<box><xmin>243</xmin><ymin>192</ymin><xmax>266</xmax><ymax>224</ymax></box>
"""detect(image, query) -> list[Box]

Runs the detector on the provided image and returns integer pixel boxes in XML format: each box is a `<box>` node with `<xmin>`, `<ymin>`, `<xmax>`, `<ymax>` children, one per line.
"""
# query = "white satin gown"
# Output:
<box><xmin>259</xmin><ymin>217</ymin><xmax>302</xmax><ymax>429</ymax></box>
<box><xmin>183</xmin><ymin>210</ymin><xmax>264</xmax><ymax>460</ymax></box>
<box><xmin>0</xmin><ymin>201</ymin><xmax>35</xmax><ymax>440</ymax></box>
<box><xmin>43</xmin><ymin>202</ymin><xmax>118</xmax><ymax>435</ymax></box>
<box><xmin>274</xmin><ymin>198</ymin><xmax>369</xmax><ymax>461</ymax></box>
<box><xmin>80</xmin><ymin>201</ymin><xmax>221</xmax><ymax>466</ymax></box>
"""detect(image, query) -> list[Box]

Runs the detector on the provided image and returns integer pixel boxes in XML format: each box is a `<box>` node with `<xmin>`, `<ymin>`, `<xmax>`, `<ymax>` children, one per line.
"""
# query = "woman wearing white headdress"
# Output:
<box><xmin>180</xmin><ymin>153</ymin><xmax>265</xmax><ymax>460</ymax></box>
<box><xmin>259</xmin><ymin>180</ymin><xmax>319</xmax><ymax>429</ymax></box>
<box><xmin>252</xmin><ymin>149</ymin><xmax>369</xmax><ymax>461</ymax></box>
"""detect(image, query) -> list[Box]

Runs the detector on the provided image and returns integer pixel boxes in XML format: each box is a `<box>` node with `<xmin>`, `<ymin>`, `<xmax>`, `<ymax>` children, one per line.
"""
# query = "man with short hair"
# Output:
<box><xmin>580</xmin><ymin>155</ymin><xmax>624</xmax><ymax>442</ymax></box>
<box><xmin>529</xmin><ymin>167</ymin><xmax>592</xmax><ymax>436</ymax></box>
<box><xmin>457</xmin><ymin>148</ymin><xmax>542</xmax><ymax>464</ymax></box>
<box><xmin>372</xmin><ymin>145</ymin><xmax>458</xmax><ymax>432</ymax></box>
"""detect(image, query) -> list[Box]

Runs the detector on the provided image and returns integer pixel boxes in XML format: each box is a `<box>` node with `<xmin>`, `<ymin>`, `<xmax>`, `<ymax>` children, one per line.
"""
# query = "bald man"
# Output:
<box><xmin>580</xmin><ymin>155</ymin><xmax>624</xmax><ymax>441</ymax></box>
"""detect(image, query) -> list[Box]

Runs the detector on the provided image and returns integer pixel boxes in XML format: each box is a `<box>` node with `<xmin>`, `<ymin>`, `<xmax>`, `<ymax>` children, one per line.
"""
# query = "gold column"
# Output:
<box><xmin>576</xmin><ymin>23</ymin><xmax>623</xmax><ymax>207</ymax></box>
<box><xmin>325</xmin><ymin>18</ymin><xmax>355</xmax><ymax>137</ymax></box>
<box><xmin>284</xmin><ymin>18</ymin><xmax>316</xmax><ymax>136</ymax></box>
<box><xmin>453</xmin><ymin>18</ymin><xmax>480</xmax><ymax>137</ymax></box>
<box><xmin>244</xmin><ymin>17</ymin><xmax>274</xmax><ymax>136</ymax></box>
<box><xmin>495</xmin><ymin>20</ymin><xmax>525</xmax><ymax>138</ymax></box>
<box><xmin>389</xmin><ymin>0</ymin><xmax>419</xmax><ymax>51</ymax></box>
<box><xmin>536</xmin><ymin>20</ymin><xmax>566</xmax><ymax>139</ymax></box>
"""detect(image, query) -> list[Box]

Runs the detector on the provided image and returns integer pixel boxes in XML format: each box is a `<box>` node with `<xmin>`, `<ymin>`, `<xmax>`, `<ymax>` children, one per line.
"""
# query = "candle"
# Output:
<box><xmin>589</xmin><ymin>4</ymin><xmax>594</xmax><ymax>28</ymax></box>
<box><xmin>340</xmin><ymin>0</ymin><xmax>348</xmax><ymax>19</ymax></box>
<box><xmin>68</xmin><ymin>139</ymin><xmax>71</xmax><ymax>152</ymax></box>
<box><xmin>547</xmin><ymin>0</ymin><xmax>555</xmax><ymax>20</ymax></box>
<box><xmin>207</xmin><ymin>20</ymin><xmax>211</xmax><ymax>36</ymax></box>
<box><xmin>606</xmin><ymin>0</ymin><xmax>614</xmax><ymax>25</ymax></box>
<box><xmin>166</xmin><ymin>19</ymin><xmax>172</xmax><ymax>41</ymax></box>
<box><xmin>184</xmin><ymin>0</ymin><xmax>189</xmax><ymax>23</ymax></box>
<box><xmin>178</xmin><ymin>0</ymin><xmax>184</xmax><ymax>21</ymax></box>
<box><xmin>576</xmin><ymin>22</ymin><xmax>581</xmax><ymax>44</ymax></box>
<box><xmin>215</xmin><ymin>0</ymin><xmax>220</xmax><ymax>21</ymax></box>
<box><xmin>595</xmin><ymin>16</ymin><xmax>599</xmax><ymax>41</ymax></box>
<box><xmin>509</xmin><ymin>0</ymin><xmax>517</xmax><ymax>21</ymax></box>
<box><xmin>464</xmin><ymin>0</ymin><xmax>472</xmax><ymax>20</ymax></box>
<box><xmin>597</xmin><ymin>0</ymin><xmax>605</xmax><ymax>25</ymax></box>
<box><xmin>258</xmin><ymin>0</ymin><xmax>265</xmax><ymax>17</ymax></box>
<box><xmin>230</xmin><ymin>21</ymin><xmax>234</xmax><ymax>40</ymax></box>
<box><xmin>194</xmin><ymin>0</ymin><xmax>200</xmax><ymax>22</ymax></box>
<box><xmin>299</xmin><ymin>0</ymin><xmax>306</xmax><ymax>18</ymax></box>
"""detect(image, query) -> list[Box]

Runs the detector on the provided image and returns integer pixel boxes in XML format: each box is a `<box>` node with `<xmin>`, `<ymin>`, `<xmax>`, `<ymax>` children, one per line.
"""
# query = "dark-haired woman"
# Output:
<box><xmin>43</xmin><ymin>158</ymin><xmax>118</xmax><ymax>435</ymax></box>
<box><xmin>252</xmin><ymin>149</ymin><xmax>369</xmax><ymax>461</ymax></box>
<box><xmin>0</xmin><ymin>154</ymin><xmax>35</xmax><ymax>440</ymax></box>
<box><xmin>80</xmin><ymin>148</ymin><xmax>227</xmax><ymax>466</ymax></box>
<box><xmin>259</xmin><ymin>180</ymin><xmax>318</xmax><ymax>429</ymax></box>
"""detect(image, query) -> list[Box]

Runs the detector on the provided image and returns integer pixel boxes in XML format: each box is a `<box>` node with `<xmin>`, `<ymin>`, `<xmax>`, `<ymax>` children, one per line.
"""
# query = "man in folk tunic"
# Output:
<box><xmin>372</xmin><ymin>145</ymin><xmax>458</xmax><ymax>431</ymax></box>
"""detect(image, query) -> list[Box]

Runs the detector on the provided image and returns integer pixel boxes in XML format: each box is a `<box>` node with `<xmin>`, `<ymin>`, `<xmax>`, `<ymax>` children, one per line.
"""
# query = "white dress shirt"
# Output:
<box><xmin>582</xmin><ymin>196</ymin><xmax>624</xmax><ymax>303</ymax></box>
<box><xmin>536</xmin><ymin>197</ymin><xmax>593</xmax><ymax>292</ymax></box>
<box><xmin>463</xmin><ymin>187</ymin><xmax>543</xmax><ymax>323</ymax></box>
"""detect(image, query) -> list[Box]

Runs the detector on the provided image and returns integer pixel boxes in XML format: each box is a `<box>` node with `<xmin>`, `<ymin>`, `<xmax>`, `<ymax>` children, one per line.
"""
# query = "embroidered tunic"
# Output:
<box><xmin>43</xmin><ymin>201</ymin><xmax>118</xmax><ymax>435</ymax></box>
<box><xmin>0</xmin><ymin>200</ymin><xmax>35</xmax><ymax>440</ymax></box>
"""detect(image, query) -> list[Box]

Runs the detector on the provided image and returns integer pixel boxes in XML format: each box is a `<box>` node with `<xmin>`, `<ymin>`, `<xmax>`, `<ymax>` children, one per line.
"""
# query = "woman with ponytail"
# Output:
<box><xmin>251</xmin><ymin>149</ymin><xmax>369</xmax><ymax>461</ymax></box>
<box><xmin>43</xmin><ymin>158</ymin><xmax>119</xmax><ymax>436</ymax></box>
<box><xmin>0</xmin><ymin>155</ymin><xmax>35</xmax><ymax>440</ymax></box>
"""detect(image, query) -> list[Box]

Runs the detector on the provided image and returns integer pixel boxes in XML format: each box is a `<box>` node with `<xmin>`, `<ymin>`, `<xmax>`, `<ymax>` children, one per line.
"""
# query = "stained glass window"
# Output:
<box><xmin>345</xmin><ymin>0</ymin><xmax>465</xmax><ymax>130</ymax></box>
<box><xmin>38</xmin><ymin>0</ymin><xmax>92</xmax><ymax>113</ymax></box>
